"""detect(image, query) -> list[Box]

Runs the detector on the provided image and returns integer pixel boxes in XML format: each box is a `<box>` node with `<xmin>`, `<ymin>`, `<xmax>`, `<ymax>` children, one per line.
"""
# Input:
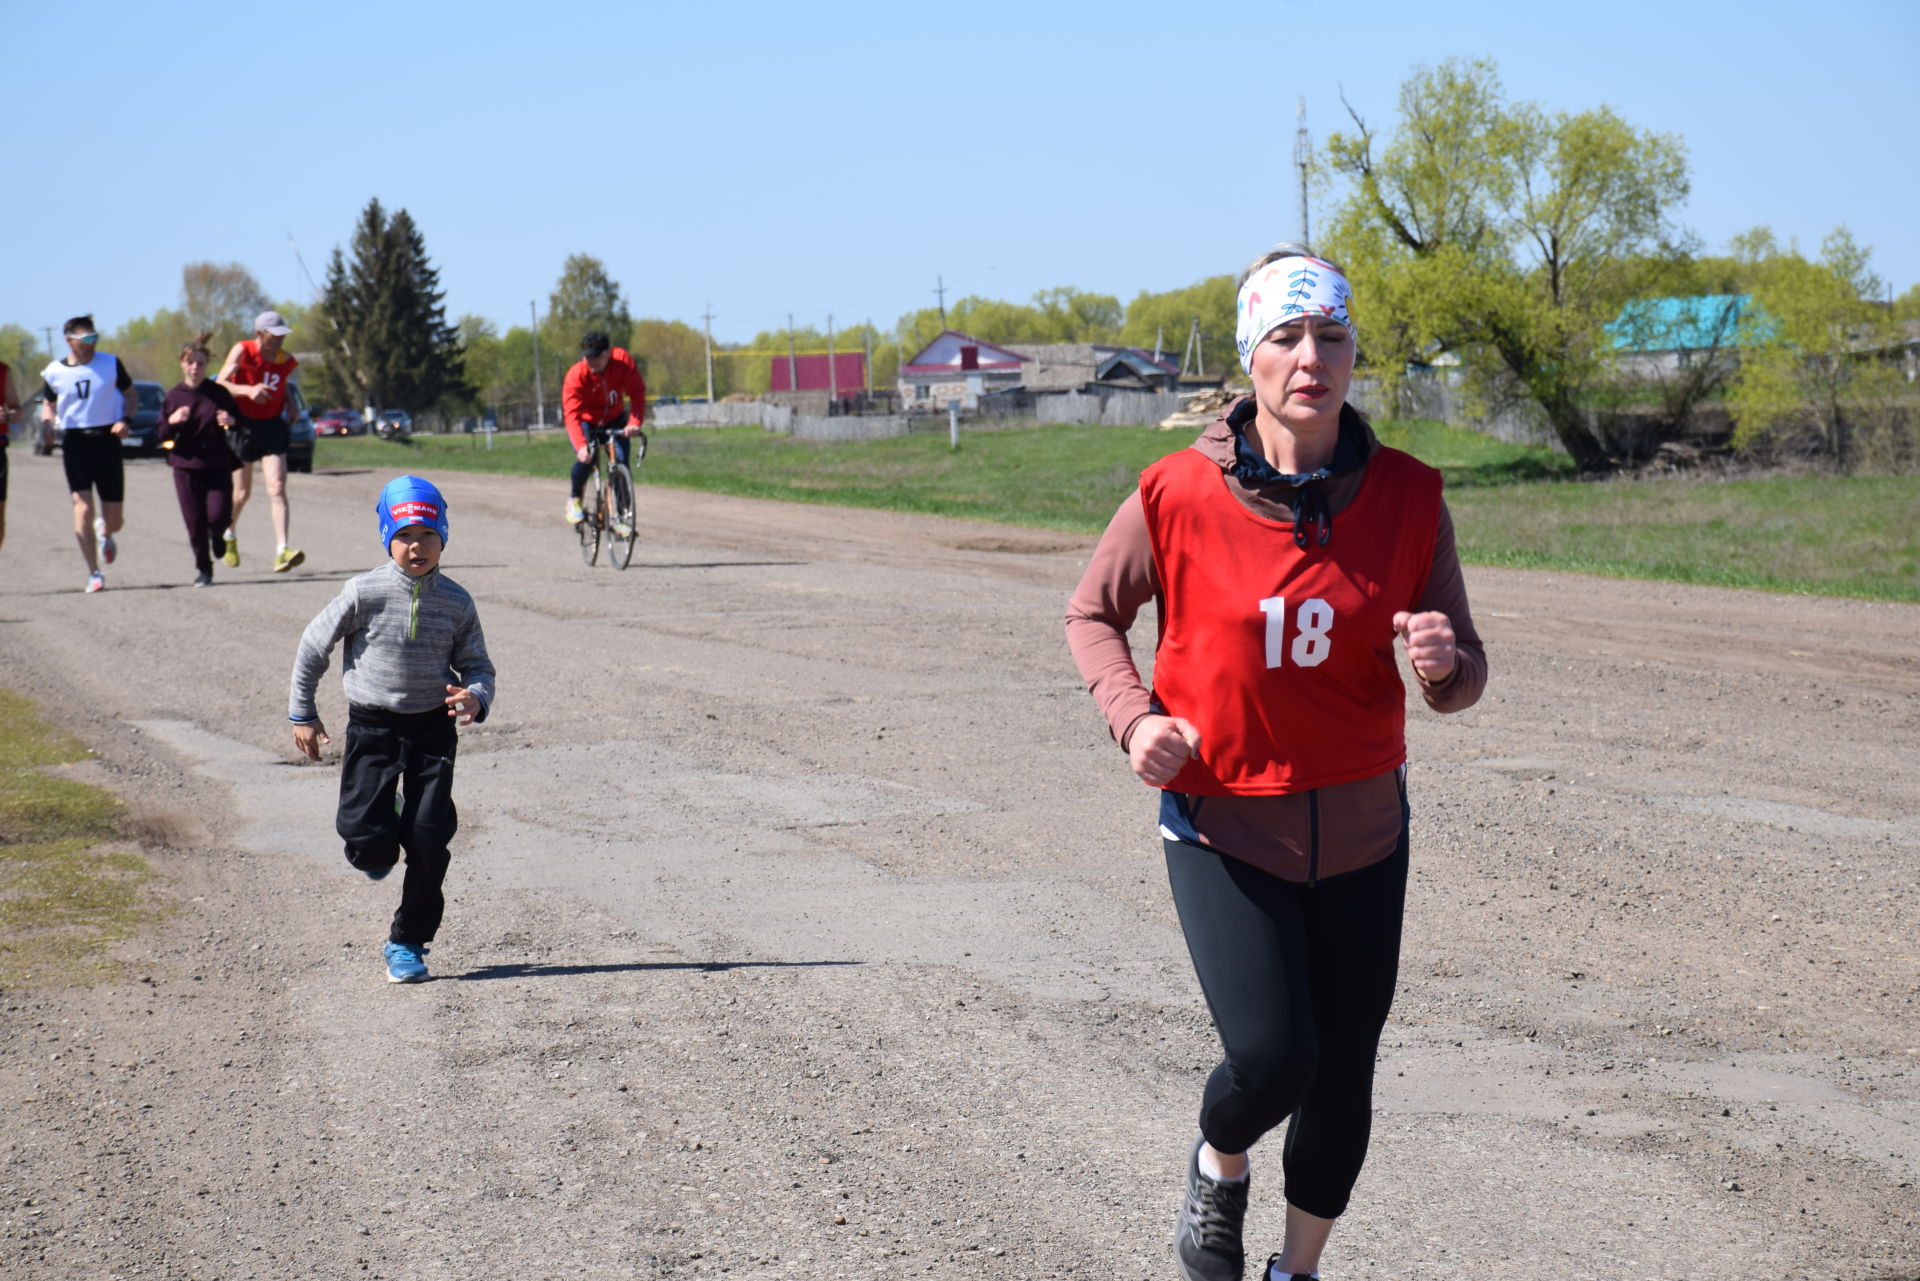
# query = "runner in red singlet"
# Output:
<box><xmin>216</xmin><ymin>310</ymin><xmax>304</xmax><ymax>572</ymax></box>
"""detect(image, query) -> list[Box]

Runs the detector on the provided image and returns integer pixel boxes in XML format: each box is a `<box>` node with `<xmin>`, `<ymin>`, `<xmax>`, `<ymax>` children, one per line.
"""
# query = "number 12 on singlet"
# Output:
<box><xmin>1260</xmin><ymin>596</ymin><xmax>1333</xmax><ymax>668</ymax></box>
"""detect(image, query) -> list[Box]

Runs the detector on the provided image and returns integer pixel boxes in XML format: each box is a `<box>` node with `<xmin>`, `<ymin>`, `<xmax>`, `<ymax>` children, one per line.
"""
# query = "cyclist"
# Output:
<box><xmin>562</xmin><ymin>330</ymin><xmax>646</xmax><ymax>534</ymax></box>
<box><xmin>216</xmin><ymin>310</ymin><xmax>305</xmax><ymax>572</ymax></box>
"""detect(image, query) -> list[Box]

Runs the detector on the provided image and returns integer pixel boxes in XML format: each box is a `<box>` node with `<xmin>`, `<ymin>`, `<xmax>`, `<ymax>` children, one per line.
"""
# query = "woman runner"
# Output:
<box><xmin>1065</xmin><ymin>244</ymin><xmax>1487</xmax><ymax>1280</ymax></box>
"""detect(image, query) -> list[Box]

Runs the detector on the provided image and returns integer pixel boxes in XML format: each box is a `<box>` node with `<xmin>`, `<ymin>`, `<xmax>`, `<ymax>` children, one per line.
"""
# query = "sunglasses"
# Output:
<box><xmin>71</xmin><ymin>333</ymin><xmax>99</xmax><ymax>343</ymax></box>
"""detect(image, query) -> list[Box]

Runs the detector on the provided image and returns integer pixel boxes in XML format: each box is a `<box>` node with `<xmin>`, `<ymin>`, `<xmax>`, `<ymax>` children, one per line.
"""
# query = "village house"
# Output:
<box><xmin>897</xmin><ymin>331</ymin><xmax>1028</xmax><ymax>409</ymax></box>
<box><xmin>899</xmin><ymin>333</ymin><xmax>1220</xmax><ymax>408</ymax></box>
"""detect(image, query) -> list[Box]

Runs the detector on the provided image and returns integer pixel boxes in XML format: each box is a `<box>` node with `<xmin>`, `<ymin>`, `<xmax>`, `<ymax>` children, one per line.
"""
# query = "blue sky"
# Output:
<box><xmin>6</xmin><ymin>1</ymin><xmax>1916</xmax><ymax>348</ymax></box>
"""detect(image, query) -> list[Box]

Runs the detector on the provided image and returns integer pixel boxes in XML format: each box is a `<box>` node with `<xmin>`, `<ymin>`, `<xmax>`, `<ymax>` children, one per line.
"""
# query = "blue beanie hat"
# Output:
<box><xmin>376</xmin><ymin>475</ymin><xmax>450</xmax><ymax>548</ymax></box>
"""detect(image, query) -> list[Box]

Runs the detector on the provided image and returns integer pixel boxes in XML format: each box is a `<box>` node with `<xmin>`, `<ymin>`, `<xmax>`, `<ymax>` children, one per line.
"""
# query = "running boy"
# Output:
<box><xmin>289</xmin><ymin>476</ymin><xmax>495</xmax><ymax>983</ymax></box>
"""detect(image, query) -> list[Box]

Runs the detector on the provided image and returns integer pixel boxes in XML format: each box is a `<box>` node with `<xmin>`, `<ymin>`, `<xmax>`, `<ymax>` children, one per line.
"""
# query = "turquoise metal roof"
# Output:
<box><xmin>1607</xmin><ymin>294</ymin><xmax>1774</xmax><ymax>352</ymax></box>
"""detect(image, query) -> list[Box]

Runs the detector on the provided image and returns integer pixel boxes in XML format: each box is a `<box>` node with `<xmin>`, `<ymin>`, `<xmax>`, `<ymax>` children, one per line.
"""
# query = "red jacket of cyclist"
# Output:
<box><xmin>563</xmin><ymin>330</ymin><xmax>647</xmax><ymax>523</ymax></box>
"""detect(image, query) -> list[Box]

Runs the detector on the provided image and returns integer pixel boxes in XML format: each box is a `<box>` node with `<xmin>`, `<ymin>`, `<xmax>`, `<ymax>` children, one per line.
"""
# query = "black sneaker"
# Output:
<box><xmin>1174</xmin><ymin>1135</ymin><xmax>1248</xmax><ymax>1281</ymax></box>
<box><xmin>1264</xmin><ymin>1256</ymin><xmax>1318</xmax><ymax>1281</ymax></box>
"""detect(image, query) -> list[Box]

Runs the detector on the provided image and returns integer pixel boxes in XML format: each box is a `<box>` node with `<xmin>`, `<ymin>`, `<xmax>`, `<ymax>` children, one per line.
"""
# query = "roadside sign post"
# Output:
<box><xmin>948</xmin><ymin>401</ymin><xmax>959</xmax><ymax>451</ymax></box>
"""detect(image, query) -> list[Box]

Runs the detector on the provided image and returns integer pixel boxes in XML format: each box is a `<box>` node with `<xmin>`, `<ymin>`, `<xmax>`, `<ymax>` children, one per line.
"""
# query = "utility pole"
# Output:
<box><xmin>1182</xmin><ymin>317</ymin><xmax>1206</xmax><ymax>378</ymax></box>
<box><xmin>702</xmin><ymin>305</ymin><xmax>715</xmax><ymax>404</ymax></box>
<box><xmin>935</xmin><ymin>276</ymin><xmax>947</xmax><ymax>327</ymax></box>
<box><xmin>827</xmin><ymin>314</ymin><xmax>837</xmax><ymax>404</ymax></box>
<box><xmin>530</xmin><ymin>300</ymin><xmax>546</xmax><ymax>429</ymax></box>
<box><xmin>787</xmin><ymin>313</ymin><xmax>798</xmax><ymax>396</ymax></box>
<box><xmin>1154</xmin><ymin>323</ymin><xmax>1163</xmax><ymax>362</ymax></box>
<box><xmin>42</xmin><ymin>327</ymin><xmax>55</xmax><ymax>360</ymax></box>
<box><xmin>1294</xmin><ymin>97</ymin><xmax>1313</xmax><ymax>247</ymax></box>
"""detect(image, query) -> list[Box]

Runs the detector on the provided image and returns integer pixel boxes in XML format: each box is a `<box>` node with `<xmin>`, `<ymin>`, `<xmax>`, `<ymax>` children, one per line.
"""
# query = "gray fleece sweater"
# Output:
<box><xmin>289</xmin><ymin>562</ymin><xmax>496</xmax><ymax>723</ymax></box>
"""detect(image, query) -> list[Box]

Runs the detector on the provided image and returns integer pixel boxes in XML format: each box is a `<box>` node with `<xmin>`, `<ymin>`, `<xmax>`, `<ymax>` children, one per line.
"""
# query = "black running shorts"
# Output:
<box><xmin>60</xmin><ymin>430</ymin><xmax>125</xmax><ymax>503</ymax></box>
<box><xmin>237</xmin><ymin>415</ymin><xmax>290</xmax><ymax>462</ymax></box>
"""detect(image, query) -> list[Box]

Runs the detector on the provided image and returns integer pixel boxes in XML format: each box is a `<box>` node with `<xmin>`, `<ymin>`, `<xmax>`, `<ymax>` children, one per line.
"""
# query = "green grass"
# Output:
<box><xmin>0</xmin><ymin>689</ymin><xmax>157</xmax><ymax>987</ymax></box>
<box><xmin>318</xmin><ymin>421</ymin><xmax>1920</xmax><ymax>602</ymax></box>
<box><xmin>1446</xmin><ymin>473</ymin><xmax>1920</xmax><ymax>601</ymax></box>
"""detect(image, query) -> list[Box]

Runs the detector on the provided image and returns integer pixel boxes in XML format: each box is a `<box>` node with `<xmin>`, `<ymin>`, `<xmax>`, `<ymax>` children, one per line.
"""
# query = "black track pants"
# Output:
<box><xmin>1164</xmin><ymin>830</ymin><xmax>1408</xmax><ymax>1220</ymax></box>
<box><xmin>171</xmin><ymin>466</ymin><xmax>232</xmax><ymax>574</ymax></box>
<box><xmin>337</xmin><ymin>706</ymin><xmax>459</xmax><ymax>946</ymax></box>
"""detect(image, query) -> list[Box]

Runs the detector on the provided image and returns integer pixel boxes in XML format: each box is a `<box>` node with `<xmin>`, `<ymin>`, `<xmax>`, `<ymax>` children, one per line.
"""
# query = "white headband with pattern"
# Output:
<box><xmin>1234</xmin><ymin>256</ymin><xmax>1354</xmax><ymax>374</ymax></box>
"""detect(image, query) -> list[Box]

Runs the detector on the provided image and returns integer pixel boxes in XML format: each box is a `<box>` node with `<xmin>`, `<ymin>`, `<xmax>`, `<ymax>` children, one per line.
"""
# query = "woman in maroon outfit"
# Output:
<box><xmin>159</xmin><ymin>334</ymin><xmax>241</xmax><ymax>586</ymax></box>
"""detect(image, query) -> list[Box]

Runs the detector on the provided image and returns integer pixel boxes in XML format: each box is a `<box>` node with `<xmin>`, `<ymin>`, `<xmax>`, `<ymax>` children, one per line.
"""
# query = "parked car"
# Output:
<box><xmin>121</xmin><ymin>381</ymin><xmax>165</xmax><ymax>454</ymax></box>
<box><xmin>285</xmin><ymin>383</ymin><xmax>315</xmax><ymax>473</ymax></box>
<box><xmin>313</xmin><ymin>408</ymin><xmax>359</xmax><ymax>437</ymax></box>
<box><xmin>374</xmin><ymin>409</ymin><xmax>412</xmax><ymax>440</ymax></box>
<box><xmin>33</xmin><ymin>380</ymin><xmax>164</xmax><ymax>454</ymax></box>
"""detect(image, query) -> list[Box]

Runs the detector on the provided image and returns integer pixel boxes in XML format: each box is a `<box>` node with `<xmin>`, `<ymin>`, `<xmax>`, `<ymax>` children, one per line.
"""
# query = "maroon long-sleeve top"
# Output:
<box><xmin>159</xmin><ymin>379</ymin><xmax>241</xmax><ymax>471</ymax></box>
<box><xmin>1064</xmin><ymin>398</ymin><xmax>1488</xmax><ymax>882</ymax></box>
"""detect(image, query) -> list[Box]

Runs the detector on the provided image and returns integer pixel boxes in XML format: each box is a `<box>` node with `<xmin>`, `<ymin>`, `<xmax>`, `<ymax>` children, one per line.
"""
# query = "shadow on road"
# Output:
<box><xmin>631</xmin><ymin>561</ymin><xmax>809</xmax><ymax>571</ymax></box>
<box><xmin>453</xmin><ymin>958</ymin><xmax>864</xmax><ymax>981</ymax></box>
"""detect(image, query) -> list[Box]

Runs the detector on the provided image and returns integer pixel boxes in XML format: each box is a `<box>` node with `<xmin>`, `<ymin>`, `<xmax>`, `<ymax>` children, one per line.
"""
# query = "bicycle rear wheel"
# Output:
<box><xmin>577</xmin><ymin>471</ymin><xmax>602</xmax><ymax>566</ymax></box>
<box><xmin>607</xmin><ymin>463</ymin><xmax>637</xmax><ymax>570</ymax></box>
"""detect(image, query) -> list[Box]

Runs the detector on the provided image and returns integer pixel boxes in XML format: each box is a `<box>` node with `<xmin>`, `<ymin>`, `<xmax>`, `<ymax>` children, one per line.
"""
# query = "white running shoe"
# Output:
<box><xmin>566</xmin><ymin>497</ymin><xmax>585</xmax><ymax>525</ymax></box>
<box><xmin>85</xmin><ymin>572</ymin><xmax>105</xmax><ymax>593</ymax></box>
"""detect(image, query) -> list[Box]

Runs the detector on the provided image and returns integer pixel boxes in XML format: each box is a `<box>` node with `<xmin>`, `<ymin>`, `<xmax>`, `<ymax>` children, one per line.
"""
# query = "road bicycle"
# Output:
<box><xmin>577</xmin><ymin>425</ymin><xmax>644</xmax><ymax>569</ymax></box>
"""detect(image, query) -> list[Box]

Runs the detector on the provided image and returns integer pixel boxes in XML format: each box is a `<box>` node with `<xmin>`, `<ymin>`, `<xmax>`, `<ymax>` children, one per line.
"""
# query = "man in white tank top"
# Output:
<box><xmin>37</xmin><ymin>315</ymin><xmax>133</xmax><ymax>592</ymax></box>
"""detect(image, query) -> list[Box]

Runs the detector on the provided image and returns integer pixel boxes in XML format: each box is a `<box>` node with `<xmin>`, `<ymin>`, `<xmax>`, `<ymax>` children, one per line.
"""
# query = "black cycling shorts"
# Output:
<box><xmin>61</xmin><ymin>430</ymin><xmax>125</xmax><ymax>503</ymax></box>
<box><xmin>0</xmin><ymin>443</ymin><xmax>9</xmax><ymax>503</ymax></box>
<box><xmin>237</xmin><ymin>415</ymin><xmax>290</xmax><ymax>462</ymax></box>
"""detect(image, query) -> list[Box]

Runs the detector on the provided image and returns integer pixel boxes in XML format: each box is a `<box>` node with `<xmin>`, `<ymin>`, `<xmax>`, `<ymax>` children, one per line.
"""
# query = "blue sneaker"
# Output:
<box><xmin>384</xmin><ymin>941</ymin><xmax>430</xmax><ymax>983</ymax></box>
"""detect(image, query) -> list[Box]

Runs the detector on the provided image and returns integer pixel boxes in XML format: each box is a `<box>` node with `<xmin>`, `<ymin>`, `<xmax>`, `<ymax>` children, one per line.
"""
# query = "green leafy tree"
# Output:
<box><xmin>1121</xmin><ymin>276</ymin><xmax>1238</xmax><ymax>375</ymax></box>
<box><xmin>1323</xmin><ymin>58</ymin><xmax>1692</xmax><ymax>468</ymax></box>
<box><xmin>1031</xmin><ymin>288</ymin><xmax>1124</xmax><ymax>341</ymax></box>
<box><xmin>457</xmin><ymin>315</ymin><xmax>506</xmax><ymax>404</ymax></box>
<box><xmin>546</xmin><ymin>254</ymin><xmax>632</xmax><ymax>354</ymax></box>
<box><xmin>1728</xmin><ymin>227</ymin><xmax>1907</xmax><ymax>467</ymax></box>
<box><xmin>100</xmin><ymin>308</ymin><xmax>185</xmax><ymax>383</ymax></box>
<box><xmin>1894</xmin><ymin>282</ymin><xmax>1920</xmax><ymax>323</ymax></box>
<box><xmin>0</xmin><ymin>323</ymin><xmax>41</xmax><ymax>371</ymax></box>
<box><xmin>630</xmin><ymin>319</ymin><xmax>709</xmax><ymax>398</ymax></box>
<box><xmin>1</xmin><ymin>325</ymin><xmax>44</xmax><ymax>418</ymax></box>
<box><xmin>314</xmin><ymin>199</ymin><xmax>470</xmax><ymax>413</ymax></box>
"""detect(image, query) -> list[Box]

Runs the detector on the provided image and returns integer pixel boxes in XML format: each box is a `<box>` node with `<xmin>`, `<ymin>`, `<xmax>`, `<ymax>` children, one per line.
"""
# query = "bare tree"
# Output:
<box><xmin>180</xmin><ymin>262</ymin><xmax>271</xmax><ymax>348</ymax></box>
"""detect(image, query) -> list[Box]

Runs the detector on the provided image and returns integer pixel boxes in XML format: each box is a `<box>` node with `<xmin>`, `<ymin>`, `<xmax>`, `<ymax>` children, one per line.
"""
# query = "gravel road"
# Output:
<box><xmin>2</xmin><ymin>448</ymin><xmax>1916</xmax><ymax>1280</ymax></box>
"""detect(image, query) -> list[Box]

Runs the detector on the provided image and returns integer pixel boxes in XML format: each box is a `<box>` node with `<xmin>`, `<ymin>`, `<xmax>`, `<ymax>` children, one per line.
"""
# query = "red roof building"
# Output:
<box><xmin>771</xmin><ymin>352</ymin><xmax>868</xmax><ymax>394</ymax></box>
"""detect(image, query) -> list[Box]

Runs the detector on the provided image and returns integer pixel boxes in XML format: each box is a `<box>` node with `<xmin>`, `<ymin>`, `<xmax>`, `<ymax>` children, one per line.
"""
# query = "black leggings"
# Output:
<box><xmin>1165</xmin><ymin>830</ymin><xmax>1408</xmax><ymax>1220</ymax></box>
<box><xmin>337</xmin><ymin>707</ymin><xmax>460</xmax><ymax>946</ymax></box>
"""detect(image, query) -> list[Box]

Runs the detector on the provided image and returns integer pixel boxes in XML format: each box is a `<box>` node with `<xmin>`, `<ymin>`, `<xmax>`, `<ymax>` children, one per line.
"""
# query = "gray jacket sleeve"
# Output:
<box><xmin>450</xmin><ymin>603</ymin><xmax>496</xmax><ymax>722</ymax></box>
<box><xmin>289</xmin><ymin>583</ymin><xmax>360</xmax><ymax>722</ymax></box>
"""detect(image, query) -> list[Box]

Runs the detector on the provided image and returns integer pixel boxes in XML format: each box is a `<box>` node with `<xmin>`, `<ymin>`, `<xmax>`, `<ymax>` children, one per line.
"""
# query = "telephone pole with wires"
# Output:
<box><xmin>1293</xmin><ymin>97</ymin><xmax>1313</xmax><ymax>247</ymax></box>
<box><xmin>702</xmin><ymin>306</ymin><xmax>715</xmax><ymax>403</ymax></box>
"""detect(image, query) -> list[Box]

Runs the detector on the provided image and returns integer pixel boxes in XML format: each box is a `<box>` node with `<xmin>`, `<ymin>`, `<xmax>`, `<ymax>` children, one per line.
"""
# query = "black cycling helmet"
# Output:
<box><xmin>580</xmin><ymin>331</ymin><xmax>611</xmax><ymax>358</ymax></box>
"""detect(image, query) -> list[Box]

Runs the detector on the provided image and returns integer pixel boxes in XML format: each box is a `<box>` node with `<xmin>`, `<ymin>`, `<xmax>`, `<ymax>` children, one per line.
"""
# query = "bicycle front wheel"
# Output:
<box><xmin>607</xmin><ymin>463</ymin><xmax>637</xmax><ymax>570</ymax></box>
<box><xmin>578</xmin><ymin>471</ymin><xmax>603</xmax><ymax>566</ymax></box>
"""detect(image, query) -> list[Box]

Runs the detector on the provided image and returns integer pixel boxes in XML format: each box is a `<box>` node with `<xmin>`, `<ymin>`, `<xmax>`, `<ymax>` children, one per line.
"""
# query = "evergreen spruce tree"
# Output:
<box><xmin>314</xmin><ymin>198</ymin><xmax>471</xmax><ymax>414</ymax></box>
